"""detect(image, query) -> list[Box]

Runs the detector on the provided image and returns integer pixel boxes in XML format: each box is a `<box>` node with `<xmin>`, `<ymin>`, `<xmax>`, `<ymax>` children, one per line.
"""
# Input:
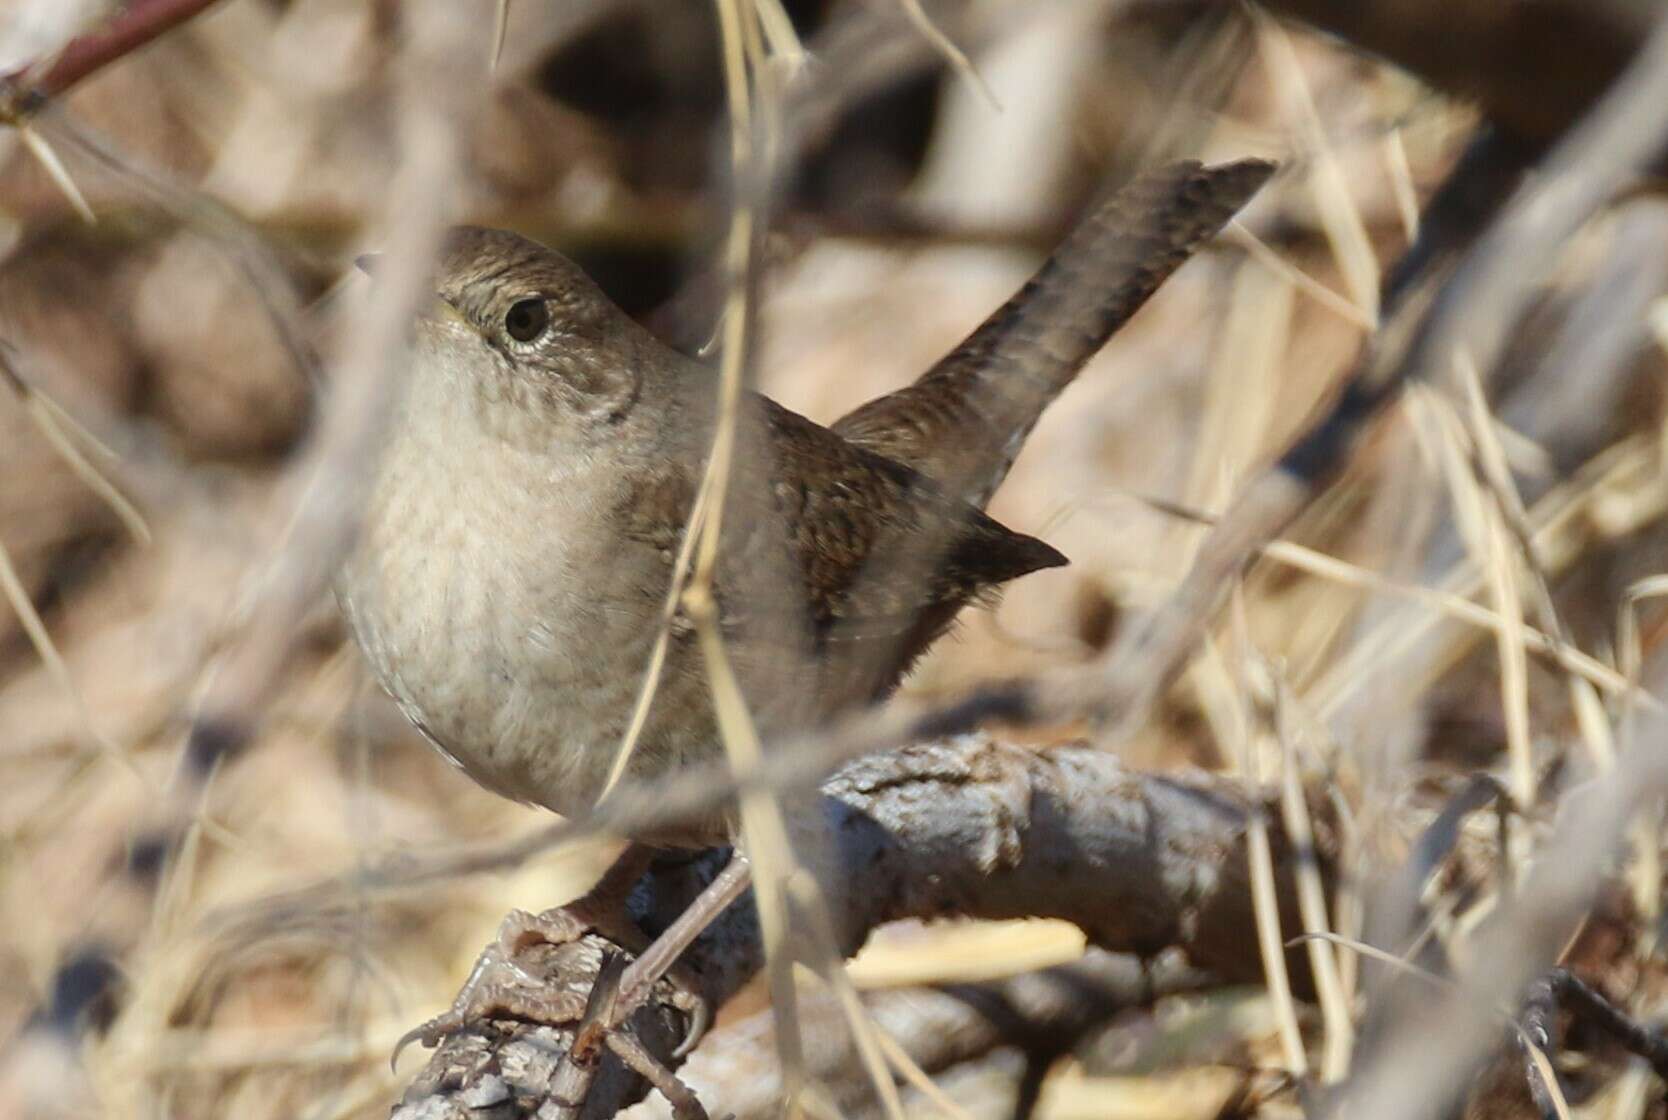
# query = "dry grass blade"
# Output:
<box><xmin>492</xmin><ymin>0</ymin><xmax>511</xmax><ymax>68</ymax></box>
<box><xmin>1273</xmin><ymin>679</ymin><xmax>1353</xmax><ymax>1081</ymax></box>
<box><xmin>895</xmin><ymin>0</ymin><xmax>997</xmax><ymax>110</ymax></box>
<box><xmin>1182</xmin><ymin>260</ymin><xmax>1288</xmax><ymax>570</ymax></box>
<box><xmin>695</xmin><ymin>0</ymin><xmax>813</xmax><ymax>1104</ymax></box>
<box><xmin>690</xmin><ymin>0</ymin><xmax>930</xmax><ymax>1099</ymax></box>
<box><xmin>1383</xmin><ymin>129</ymin><xmax>1421</xmax><ymax>242</ymax></box>
<box><xmin>1616</xmin><ymin>574</ymin><xmax>1668</xmax><ymax>685</ymax></box>
<box><xmin>1110</xmin><ymin>490</ymin><xmax>1642</xmax><ymax>703</ymax></box>
<box><xmin>1455</xmin><ymin>353</ymin><xmax>1570</xmax><ymax>640</ymax></box>
<box><xmin>689</xmin><ymin>591</ymin><xmax>809</xmax><ymax>1090</ymax></box>
<box><xmin>1445</xmin><ymin>367</ymin><xmax>1535</xmax><ymax>860</ymax></box>
<box><xmin>787</xmin><ymin>873</ymin><xmax>907</xmax><ymax>1120</ymax></box>
<box><xmin>1310</xmin><ymin>427</ymin><xmax>1668</xmax><ymax>719</ymax></box>
<box><xmin>1285</xmin><ymin>932</ymin><xmax>1452</xmax><ymax>990</ymax></box>
<box><xmin>752</xmin><ymin>0</ymin><xmax>807</xmax><ymax>71</ymax></box>
<box><xmin>598</xmin><ymin>476</ymin><xmax>712</xmax><ymax>800</ymax></box>
<box><xmin>872</xmin><ymin>1028</ymin><xmax>977</xmax><ymax>1120</ymax></box>
<box><xmin>1</xmin><ymin>346</ymin><xmax>149</xmax><ymax>545</ymax></box>
<box><xmin>1250</xmin><ymin>5</ymin><xmax>1379</xmax><ymax>323</ymax></box>
<box><xmin>1455</xmin><ymin>343</ymin><xmax>1603</xmax><ymax>788</ymax></box>
<box><xmin>1216</xmin><ymin>606</ymin><xmax>1307</xmax><ymax>1078</ymax></box>
<box><xmin>0</xmin><ymin>345</ymin><xmax>158</xmax><ymax>792</ymax></box>
<box><xmin>1226</xmin><ymin>219</ymin><xmax>1374</xmax><ymax>330</ymax></box>
<box><xmin>15</xmin><ymin>123</ymin><xmax>94</xmax><ymax>223</ymax></box>
<box><xmin>847</xmin><ymin>922</ymin><xmax>1085</xmax><ymax>988</ymax></box>
<box><xmin>0</xmin><ymin>531</ymin><xmax>147</xmax><ymax>789</ymax></box>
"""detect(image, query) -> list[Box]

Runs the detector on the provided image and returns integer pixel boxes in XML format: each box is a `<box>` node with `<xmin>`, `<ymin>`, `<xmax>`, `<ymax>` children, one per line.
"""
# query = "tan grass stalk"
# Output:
<box><xmin>1226</xmin><ymin>220</ymin><xmax>1374</xmax><ymax>330</ymax></box>
<box><xmin>697</xmin><ymin>0</ymin><xmax>811</xmax><ymax>1100</ymax></box>
<box><xmin>1107</xmin><ymin>491</ymin><xmax>1640</xmax><ymax>702</ymax></box>
<box><xmin>896</xmin><ymin>0</ymin><xmax>998</xmax><ymax>110</ymax></box>
<box><xmin>1274</xmin><ymin>679</ymin><xmax>1354</xmax><ymax>1080</ymax></box>
<box><xmin>1382</xmin><ymin>129</ymin><xmax>1421</xmax><ymax>243</ymax></box>
<box><xmin>1250</xmin><ymin>6</ymin><xmax>1380</xmax><ymax>324</ymax></box>
<box><xmin>1</xmin><ymin>355</ymin><xmax>150</xmax><ymax>546</ymax></box>
<box><xmin>1219</xmin><ymin>606</ymin><xmax>1308</xmax><ymax>1078</ymax></box>
<box><xmin>873</xmin><ymin>1027</ymin><xmax>977</xmax><ymax>1120</ymax></box>
<box><xmin>1453</xmin><ymin>361</ymin><xmax>1535</xmax><ymax>869</ymax></box>
<box><xmin>491</xmin><ymin>0</ymin><xmax>510</xmax><ymax>68</ymax></box>
<box><xmin>694</xmin><ymin>7</ymin><xmax>909</xmax><ymax>1114</ymax></box>
<box><xmin>0</xmin><ymin>535</ymin><xmax>144</xmax><ymax>786</ymax></box>
<box><xmin>787</xmin><ymin>873</ymin><xmax>908</xmax><ymax>1120</ymax></box>
<box><xmin>1310</xmin><ymin>431</ymin><xmax>1668</xmax><ymax>718</ymax></box>
<box><xmin>16</xmin><ymin>123</ymin><xmax>94</xmax><ymax>223</ymax></box>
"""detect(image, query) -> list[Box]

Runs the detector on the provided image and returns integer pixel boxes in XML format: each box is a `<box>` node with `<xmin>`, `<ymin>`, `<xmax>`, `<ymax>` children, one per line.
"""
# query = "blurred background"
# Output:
<box><xmin>0</xmin><ymin>1</ymin><xmax>1664</xmax><ymax>1118</ymax></box>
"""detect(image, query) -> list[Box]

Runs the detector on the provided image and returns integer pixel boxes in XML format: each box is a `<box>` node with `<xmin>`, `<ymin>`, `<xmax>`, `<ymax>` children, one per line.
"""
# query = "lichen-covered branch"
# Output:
<box><xmin>809</xmin><ymin>737</ymin><xmax>1313</xmax><ymax>976</ymax></box>
<box><xmin>391</xmin><ymin>735</ymin><xmax>1319</xmax><ymax>1119</ymax></box>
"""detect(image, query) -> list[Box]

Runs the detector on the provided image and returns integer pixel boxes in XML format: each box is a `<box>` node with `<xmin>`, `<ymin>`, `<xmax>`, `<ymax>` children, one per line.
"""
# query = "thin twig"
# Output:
<box><xmin>0</xmin><ymin>0</ymin><xmax>225</xmax><ymax>111</ymax></box>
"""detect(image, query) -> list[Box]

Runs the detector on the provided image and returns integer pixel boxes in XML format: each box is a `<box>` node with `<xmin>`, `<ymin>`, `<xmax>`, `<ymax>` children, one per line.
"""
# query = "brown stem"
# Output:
<box><xmin>1</xmin><ymin>0</ymin><xmax>225</xmax><ymax>112</ymax></box>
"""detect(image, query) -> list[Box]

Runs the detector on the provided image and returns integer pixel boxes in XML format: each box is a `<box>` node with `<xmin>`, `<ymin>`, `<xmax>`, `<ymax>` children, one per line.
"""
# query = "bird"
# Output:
<box><xmin>335</xmin><ymin>156</ymin><xmax>1275</xmax><ymax>1066</ymax></box>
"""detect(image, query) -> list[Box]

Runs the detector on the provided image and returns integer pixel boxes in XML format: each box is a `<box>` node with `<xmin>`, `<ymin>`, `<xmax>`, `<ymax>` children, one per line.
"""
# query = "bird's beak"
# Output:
<box><xmin>354</xmin><ymin>253</ymin><xmax>470</xmax><ymax>333</ymax></box>
<box><xmin>418</xmin><ymin>295</ymin><xmax>473</xmax><ymax>332</ymax></box>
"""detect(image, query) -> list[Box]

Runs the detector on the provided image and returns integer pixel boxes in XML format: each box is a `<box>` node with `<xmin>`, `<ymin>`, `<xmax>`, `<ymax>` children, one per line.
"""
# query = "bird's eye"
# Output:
<box><xmin>504</xmin><ymin>298</ymin><xmax>549</xmax><ymax>343</ymax></box>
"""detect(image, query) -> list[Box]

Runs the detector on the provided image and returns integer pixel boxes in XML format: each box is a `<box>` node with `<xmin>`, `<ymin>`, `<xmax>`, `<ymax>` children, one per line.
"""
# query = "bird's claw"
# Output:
<box><xmin>670</xmin><ymin>984</ymin><xmax>711</xmax><ymax>1057</ymax></box>
<box><xmin>388</xmin><ymin>903</ymin><xmax>713</xmax><ymax>1071</ymax></box>
<box><xmin>390</xmin><ymin>907</ymin><xmax>592</xmax><ymax>1070</ymax></box>
<box><xmin>390</xmin><ymin>1010</ymin><xmax>466</xmax><ymax>1072</ymax></box>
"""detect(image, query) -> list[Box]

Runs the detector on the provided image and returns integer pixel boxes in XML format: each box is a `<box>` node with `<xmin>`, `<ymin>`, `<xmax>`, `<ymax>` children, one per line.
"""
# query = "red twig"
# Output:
<box><xmin>1</xmin><ymin>0</ymin><xmax>224</xmax><ymax>114</ymax></box>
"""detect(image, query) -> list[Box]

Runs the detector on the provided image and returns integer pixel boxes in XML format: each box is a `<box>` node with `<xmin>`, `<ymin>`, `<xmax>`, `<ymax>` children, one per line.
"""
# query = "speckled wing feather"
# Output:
<box><xmin>614</xmin><ymin>395</ymin><xmax>1067</xmax><ymax>704</ymax></box>
<box><xmin>754</xmin><ymin>398</ymin><xmax>1066</xmax><ymax>698</ymax></box>
<box><xmin>832</xmin><ymin>158</ymin><xmax>1275</xmax><ymax>509</ymax></box>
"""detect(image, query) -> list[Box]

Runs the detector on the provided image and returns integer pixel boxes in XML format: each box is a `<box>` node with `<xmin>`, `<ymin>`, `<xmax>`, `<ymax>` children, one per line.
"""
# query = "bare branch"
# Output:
<box><xmin>390</xmin><ymin>735</ymin><xmax>1322</xmax><ymax>1118</ymax></box>
<box><xmin>0</xmin><ymin>0</ymin><xmax>225</xmax><ymax>113</ymax></box>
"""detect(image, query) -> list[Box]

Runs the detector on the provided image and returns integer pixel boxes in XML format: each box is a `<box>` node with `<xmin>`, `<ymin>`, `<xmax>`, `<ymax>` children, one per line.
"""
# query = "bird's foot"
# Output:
<box><xmin>390</xmin><ymin>903</ymin><xmax>710</xmax><ymax>1068</ymax></box>
<box><xmin>564</xmin><ymin>953</ymin><xmax>712</xmax><ymax>1120</ymax></box>
<box><xmin>391</xmin><ymin>907</ymin><xmax>592</xmax><ymax>1068</ymax></box>
<box><xmin>525</xmin><ymin>899</ymin><xmax>714</xmax><ymax>1053</ymax></box>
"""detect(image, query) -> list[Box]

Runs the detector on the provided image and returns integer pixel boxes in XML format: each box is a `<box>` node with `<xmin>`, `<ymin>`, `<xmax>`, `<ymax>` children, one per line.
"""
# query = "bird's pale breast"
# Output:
<box><xmin>337</xmin><ymin>379</ymin><xmax>712</xmax><ymax>823</ymax></box>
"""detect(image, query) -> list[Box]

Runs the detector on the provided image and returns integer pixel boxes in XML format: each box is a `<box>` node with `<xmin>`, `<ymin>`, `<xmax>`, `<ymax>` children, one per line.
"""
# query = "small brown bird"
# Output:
<box><xmin>337</xmin><ymin>158</ymin><xmax>1274</xmax><ymax>1059</ymax></box>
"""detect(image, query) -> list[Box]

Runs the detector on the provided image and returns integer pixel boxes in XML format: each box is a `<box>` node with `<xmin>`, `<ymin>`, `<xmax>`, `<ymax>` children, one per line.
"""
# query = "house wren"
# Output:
<box><xmin>338</xmin><ymin>159</ymin><xmax>1271</xmax><ymax>844</ymax></box>
<box><xmin>338</xmin><ymin>159</ymin><xmax>1273</xmax><ymax>1063</ymax></box>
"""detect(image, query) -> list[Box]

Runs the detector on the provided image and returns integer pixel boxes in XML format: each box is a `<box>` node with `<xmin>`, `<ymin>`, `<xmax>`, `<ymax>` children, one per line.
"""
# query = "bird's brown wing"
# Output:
<box><xmin>741</xmin><ymin>398</ymin><xmax>1065</xmax><ymax>700</ymax></box>
<box><xmin>613</xmin><ymin>394</ymin><xmax>1063</xmax><ymax>703</ymax></box>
